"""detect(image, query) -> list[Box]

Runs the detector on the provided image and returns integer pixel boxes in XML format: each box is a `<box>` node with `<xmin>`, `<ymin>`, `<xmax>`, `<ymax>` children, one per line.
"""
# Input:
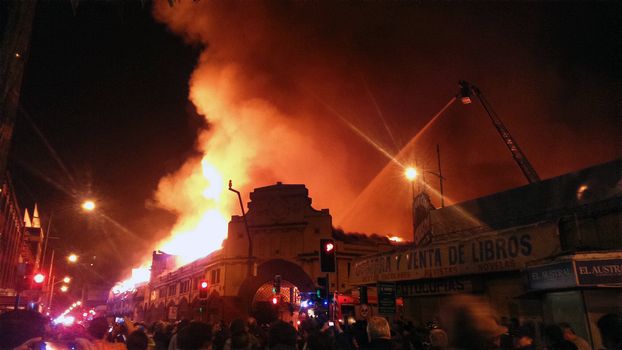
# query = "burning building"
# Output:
<box><xmin>108</xmin><ymin>182</ymin><xmax>395</xmax><ymax>323</ymax></box>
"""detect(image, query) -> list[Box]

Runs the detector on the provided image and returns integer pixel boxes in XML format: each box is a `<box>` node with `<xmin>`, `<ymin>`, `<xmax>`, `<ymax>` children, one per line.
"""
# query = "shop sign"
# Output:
<box><xmin>351</xmin><ymin>224</ymin><xmax>559</xmax><ymax>284</ymax></box>
<box><xmin>575</xmin><ymin>259</ymin><xmax>622</xmax><ymax>286</ymax></box>
<box><xmin>399</xmin><ymin>277</ymin><xmax>476</xmax><ymax>296</ymax></box>
<box><xmin>527</xmin><ymin>261</ymin><xmax>576</xmax><ymax>290</ymax></box>
<box><xmin>377</xmin><ymin>282</ymin><xmax>396</xmax><ymax>315</ymax></box>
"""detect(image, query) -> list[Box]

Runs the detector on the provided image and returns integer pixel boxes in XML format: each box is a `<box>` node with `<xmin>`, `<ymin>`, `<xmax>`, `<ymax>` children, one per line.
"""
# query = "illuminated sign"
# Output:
<box><xmin>351</xmin><ymin>223</ymin><xmax>560</xmax><ymax>283</ymax></box>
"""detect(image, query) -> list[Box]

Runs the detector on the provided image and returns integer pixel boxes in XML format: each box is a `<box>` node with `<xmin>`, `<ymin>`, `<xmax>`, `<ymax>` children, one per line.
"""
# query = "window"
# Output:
<box><xmin>159</xmin><ymin>287</ymin><xmax>167</xmax><ymax>298</ymax></box>
<box><xmin>193</xmin><ymin>277</ymin><xmax>199</xmax><ymax>290</ymax></box>
<box><xmin>210</xmin><ymin>269</ymin><xmax>221</xmax><ymax>284</ymax></box>
<box><xmin>168</xmin><ymin>284</ymin><xmax>177</xmax><ymax>296</ymax></box>
<box><xmin>180</xmin><ymin>280</ymin><xmax>190</xmax><ymax>294</ymax></box>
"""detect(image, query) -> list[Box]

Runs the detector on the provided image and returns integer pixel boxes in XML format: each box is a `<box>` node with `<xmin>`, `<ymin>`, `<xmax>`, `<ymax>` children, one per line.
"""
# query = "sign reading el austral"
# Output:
<box><xmin>352</xmin><ymin>223</ymin><xmax>560</xmax><ymax>284</ymax></box>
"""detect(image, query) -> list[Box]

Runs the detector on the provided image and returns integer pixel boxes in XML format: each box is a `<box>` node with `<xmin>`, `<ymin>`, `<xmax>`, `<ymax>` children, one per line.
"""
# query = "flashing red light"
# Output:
<box><xmin>33</xmin><ymin>273</ymin><xmax>45</xmax><ymax>284</ymax></box>
<box><xmin>325</xmin><ymin>242</ymin><xmax>334</xmax><ymax>252</ymax></box>
<box><xmin>200</xmin><ymin>281</ymin><xmax>208</xmax><ymax>289</ymax></box>
<box><xmin>272</xmin><ymin>297</ymin><xmax>278</xmax><ymax>305</ymax></box>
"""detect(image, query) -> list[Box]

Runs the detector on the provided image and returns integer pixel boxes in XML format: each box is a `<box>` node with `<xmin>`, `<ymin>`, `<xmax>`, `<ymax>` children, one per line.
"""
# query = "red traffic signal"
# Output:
<box><xmin>33</xmin><ymin>273</ymin><xmax>45</xmax><ymax>284</ymax></box>
<box><xmin>320</xmin><ymin>239</ymin><xmax>336</xmax><ymax>272</ymax></box>
<box><xmin>199</xmin><ymin>280</ymin><xmax>209</xmax><ymax>300</ymax></box>
<box><xmin>325</xmin><ymin>242</ymin><xmax>334</xmax><ymax>252</ymax></box>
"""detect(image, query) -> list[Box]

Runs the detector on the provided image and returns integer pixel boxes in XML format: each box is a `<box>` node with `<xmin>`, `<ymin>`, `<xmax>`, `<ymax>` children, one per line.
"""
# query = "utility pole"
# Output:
<box><xmin>228</xmin><ymin>180</ymin><xmax>253</xmax><ymax>279</ymax></box>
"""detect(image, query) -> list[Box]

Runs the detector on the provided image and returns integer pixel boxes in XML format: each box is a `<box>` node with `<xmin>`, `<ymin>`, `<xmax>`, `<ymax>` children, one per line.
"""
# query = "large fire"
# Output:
<box><xmin>113</xmin><ymin>1</ymin><xmax>371</xmax><ymax>292</ymax></box>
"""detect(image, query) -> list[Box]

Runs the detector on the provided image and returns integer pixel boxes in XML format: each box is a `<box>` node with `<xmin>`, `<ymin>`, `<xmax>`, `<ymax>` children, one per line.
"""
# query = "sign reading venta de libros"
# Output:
<box><xmin>352</xmin><ymin>223</ymin><xmax>560</xmax><ymax>284</ymax></box>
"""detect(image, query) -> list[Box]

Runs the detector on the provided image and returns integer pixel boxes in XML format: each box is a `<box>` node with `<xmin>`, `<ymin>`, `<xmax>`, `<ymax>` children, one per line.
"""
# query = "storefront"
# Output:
<box><xmin>350</xmin><ymin>159</ymin><xmax>621</xmax><ymax>346</ymax></box>
<box><xmin>525</xmin><ymin>252</ymin><xmax>622</xmax><ymax>349</ymax></box>
<box><xmin>351</xmin><ymin>221</ymin><xmax>561</xmax><ymax>326</ymax></box>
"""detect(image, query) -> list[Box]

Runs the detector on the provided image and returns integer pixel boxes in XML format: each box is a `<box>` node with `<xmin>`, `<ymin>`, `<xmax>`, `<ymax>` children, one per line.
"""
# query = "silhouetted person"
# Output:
<box><xmin>76</xmin><ymin>317</ymin><xmax>127</xmax><ymax>350</ymax></box>
<box><xmin>177</xmin><ymin>321</ymin><xmax>212</xmax><ymax>350</ymax></box>
<box><xmin>544</xmin><ymin>325</ymin><xmax>578</xmax><ymax>350</ymax></box>
<box><xmin>441</xmin><ymin>295</ymin><xmax>508</xmax><ymax>350</ymax></box>
<box><xmin>366</xmin><ymin>316</ymin><xmax>392</xmax><ymax>350</ymax></box>
<box><xmin>0</xmin><ymin>310</ymin><xmax>47</xmax><ymax>349</ymax></box>
<box><xmin>429</xmin><ymin>328</ymin><xmax>448</xmax><ymax>350</ymax></box>
<box><xmin>352</xmin><ymin>304</ymin><xmax>371</xmax><ymax>350</ymax></box>
<box><xmin>126</xmin><ymin>330</ymin><xmax>149</xmax><ymax>350</ymax></box>
<box><xmin>597</xmin><ymin>313</ymin><xmax>622</xmax><ymax>350</ymax></box>
<box><xmin>268</xmin><ymin>321</ymin><xmax>297</xmax><ymax>350</ymax></box>
<box><xmin>559</xmin><ymin>323</ymin><xmax>591</xmax><ymax>350</ymax></box>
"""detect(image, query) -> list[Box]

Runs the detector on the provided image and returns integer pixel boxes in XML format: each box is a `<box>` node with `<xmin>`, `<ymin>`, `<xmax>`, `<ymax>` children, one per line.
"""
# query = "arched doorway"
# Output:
<box><xmin>238</xmin><ymin>259</ymin><xmax>315</xmax><ymax>324</ymax></box>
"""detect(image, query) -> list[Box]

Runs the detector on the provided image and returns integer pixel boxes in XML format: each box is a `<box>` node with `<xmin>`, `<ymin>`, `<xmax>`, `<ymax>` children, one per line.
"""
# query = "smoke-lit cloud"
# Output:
<box><xmin>151</xmin><ymin>1</ymin><xmax>620</xmax><ymax>242</ymax></box>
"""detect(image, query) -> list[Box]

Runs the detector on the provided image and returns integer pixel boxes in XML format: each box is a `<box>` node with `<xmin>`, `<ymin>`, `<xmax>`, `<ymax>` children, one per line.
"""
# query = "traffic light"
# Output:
<box><xmin>32</xmin><ymin>273</ymin><xmax>45</xmax><ymax>289</ymax></box>
<box><xmin>317</xmin><ymin>276</ymin><xmax>328</xmax><ymax>300</ymax></box>
<box><xmin>199</xmin><ymin>280</ymin><xmax>208</xmax><ymax>300</ymax></box>
<box><xmin>319</xmin><ymin>239</ymin><xmax>336</xmax><ymax>272</ymax></box>
<box><xmin>273</xmin><ymin>275</ymin><xmax>281</xmax><ymax>294</ymax></box>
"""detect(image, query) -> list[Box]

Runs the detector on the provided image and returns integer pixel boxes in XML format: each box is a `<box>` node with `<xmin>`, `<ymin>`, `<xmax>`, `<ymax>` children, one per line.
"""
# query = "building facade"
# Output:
<box><xmin>351</xmin><ymin>159</ymin><xmax>622</xmax><ymax>349</ymax></box>
<box><xmin>109</xmin><ymin>182</ymin><xmax>395</xmax><ymax>323</ymax></box>
<box><xmin>0</xmin><ymin>174</ymin><xmax>43</xmax><ymax>311</ymax></box>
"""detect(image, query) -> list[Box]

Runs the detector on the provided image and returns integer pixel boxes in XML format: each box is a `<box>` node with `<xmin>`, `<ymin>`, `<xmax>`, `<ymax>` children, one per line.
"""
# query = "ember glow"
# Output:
<box><xmin>112</xmin><ymin>267</ymin><xmax>151</xmax><ymax>294</ymax></box>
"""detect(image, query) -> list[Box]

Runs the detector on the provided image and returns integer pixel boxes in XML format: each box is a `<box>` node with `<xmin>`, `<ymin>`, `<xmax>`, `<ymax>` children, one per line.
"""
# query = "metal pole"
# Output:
<box><xmin>411</xmin><ymin>180</ymin><xmax>415</xmax><ymax>242</ymax></box>
<box><xmin>46</xmin><ymin>249</ymin><xmax>54</xmax><ymax>291</ymax></box>
<box><xmin>48</xmin><ymin>275</ymin><xmax>55</xmax><ymax>311</ymax></box>
<box><xmin>14</xmin><ymin>291</ymin><xmax>20</xmax><ymax>310</ymax></box>
<box><xmin>41</xmin><ymin>212</ymin><xmax>52</xmax><ymax>273</ymax></box>
<box><xmin>436</xmin><ymin>144</ymin><xmax>445</xmax><ymax>208</ymax></box>
<box><xmin>228</xmin><ymin>180</ymin><xmax>253</xmax><ymax>279</ymax></box>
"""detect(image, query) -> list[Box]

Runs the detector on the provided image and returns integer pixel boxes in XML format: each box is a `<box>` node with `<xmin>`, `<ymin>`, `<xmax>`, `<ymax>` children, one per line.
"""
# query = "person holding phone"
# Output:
<box><xmin>75</xmin><ymin>317</ymin><xmax>127</xmax><ymax>350</ymax></box>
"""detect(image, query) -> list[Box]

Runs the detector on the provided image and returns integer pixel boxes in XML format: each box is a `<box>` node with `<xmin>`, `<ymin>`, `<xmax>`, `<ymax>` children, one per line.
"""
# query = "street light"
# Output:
<box><xmin>67</xmin><ymin>254</ymin><xmax>78</xmax><ymax>263</ymax></box>
<box><xmin>47</xmin><ymin>275</ymin><xmax>72</xmax><ymax>311</ymax></box>
<box><xmin>404</xmin><ymin>167</ymin><xmax>418</xmax><ymax>181</ymax></box>
<box><xmin>81</xmin><ymin>200</ymin><xmax>96</xmax><ymax>212</ymax></box>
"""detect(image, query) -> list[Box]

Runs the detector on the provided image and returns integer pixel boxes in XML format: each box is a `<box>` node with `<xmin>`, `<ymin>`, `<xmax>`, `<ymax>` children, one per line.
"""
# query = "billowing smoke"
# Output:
<box><xmin>148</xmin><ymin>0</ymin><xmax>620</xmax><ymax>256</ymax></box>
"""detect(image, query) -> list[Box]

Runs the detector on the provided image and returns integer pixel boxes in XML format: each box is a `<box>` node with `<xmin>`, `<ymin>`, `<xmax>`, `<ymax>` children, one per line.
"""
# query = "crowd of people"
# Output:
<box><xmin>1</xmin><ymin>296</ymin><xmax>621</xmax><ymax>350</ymax></box>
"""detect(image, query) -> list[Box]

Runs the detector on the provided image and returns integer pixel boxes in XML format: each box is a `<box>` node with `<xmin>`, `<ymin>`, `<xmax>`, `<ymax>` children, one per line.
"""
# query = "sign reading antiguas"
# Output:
<box><xmin>351</xmin><ymin>223</ymin><xmax>561</xmax><ymax>284</ymax></box>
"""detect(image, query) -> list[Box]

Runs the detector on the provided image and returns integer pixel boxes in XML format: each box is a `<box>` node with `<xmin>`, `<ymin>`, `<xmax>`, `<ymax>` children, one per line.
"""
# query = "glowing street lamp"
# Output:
<box><xmin>63</xmin><ymin>276</ymin><xmax>71</xmax><ymax>284</ymax></box>
<box><xmin>81</xmin><ymin>200</ymin><xmax>96</xmax><ymax>212</ymax></box>
<box><xmin>60</xmin><ymin>285</ymin><xmax>69</xmax><ymax>292</ymax></box>
<box><xmin>67</xmin><ymin>254</ymin><xmax>78</xmax><ymax>263</ymax></box>
<box><xmin>404</xmin><ymin>167</ymin><xmax>418</xmax><ymax>181</ymax></box>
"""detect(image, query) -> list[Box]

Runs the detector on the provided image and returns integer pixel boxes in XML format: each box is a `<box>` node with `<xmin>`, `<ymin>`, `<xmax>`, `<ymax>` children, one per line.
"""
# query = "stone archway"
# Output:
<box><xmin>237</xmin><ymin>259</ymin><xmax>315</xmax><ymax>320</ymax></box>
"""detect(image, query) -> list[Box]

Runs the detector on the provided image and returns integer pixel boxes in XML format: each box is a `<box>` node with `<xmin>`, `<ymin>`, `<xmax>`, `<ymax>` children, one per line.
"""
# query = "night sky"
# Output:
<box><xmin>9</xmin><ymin>1</ymin><xmax>621</xmax><ymax>285</ymax></box>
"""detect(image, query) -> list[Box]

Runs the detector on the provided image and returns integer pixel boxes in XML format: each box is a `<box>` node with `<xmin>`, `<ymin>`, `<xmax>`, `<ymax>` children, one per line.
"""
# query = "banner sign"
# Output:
<box><xmin>377</xmin><ymin>282</ymin><xmax>396</xmax><ymax>315</ymax></box>
<box><xmin>399</xmin><ymin>277</ymin><xmax>479</xmax><ymax>297</ymax></box>
<box><xmin>351</xmin><ymin>223</ymin><xmax>560</xmax><ymax>284</ymax></box>
<box><xmin>527</xmin><ymin>261</ymin><xmax>576</xmax><ymax>290</ymax></box>
<box><xmin>575</xmin><ymin>259</ymin><xmax>622</xmax><ymax>286</ymax></box>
